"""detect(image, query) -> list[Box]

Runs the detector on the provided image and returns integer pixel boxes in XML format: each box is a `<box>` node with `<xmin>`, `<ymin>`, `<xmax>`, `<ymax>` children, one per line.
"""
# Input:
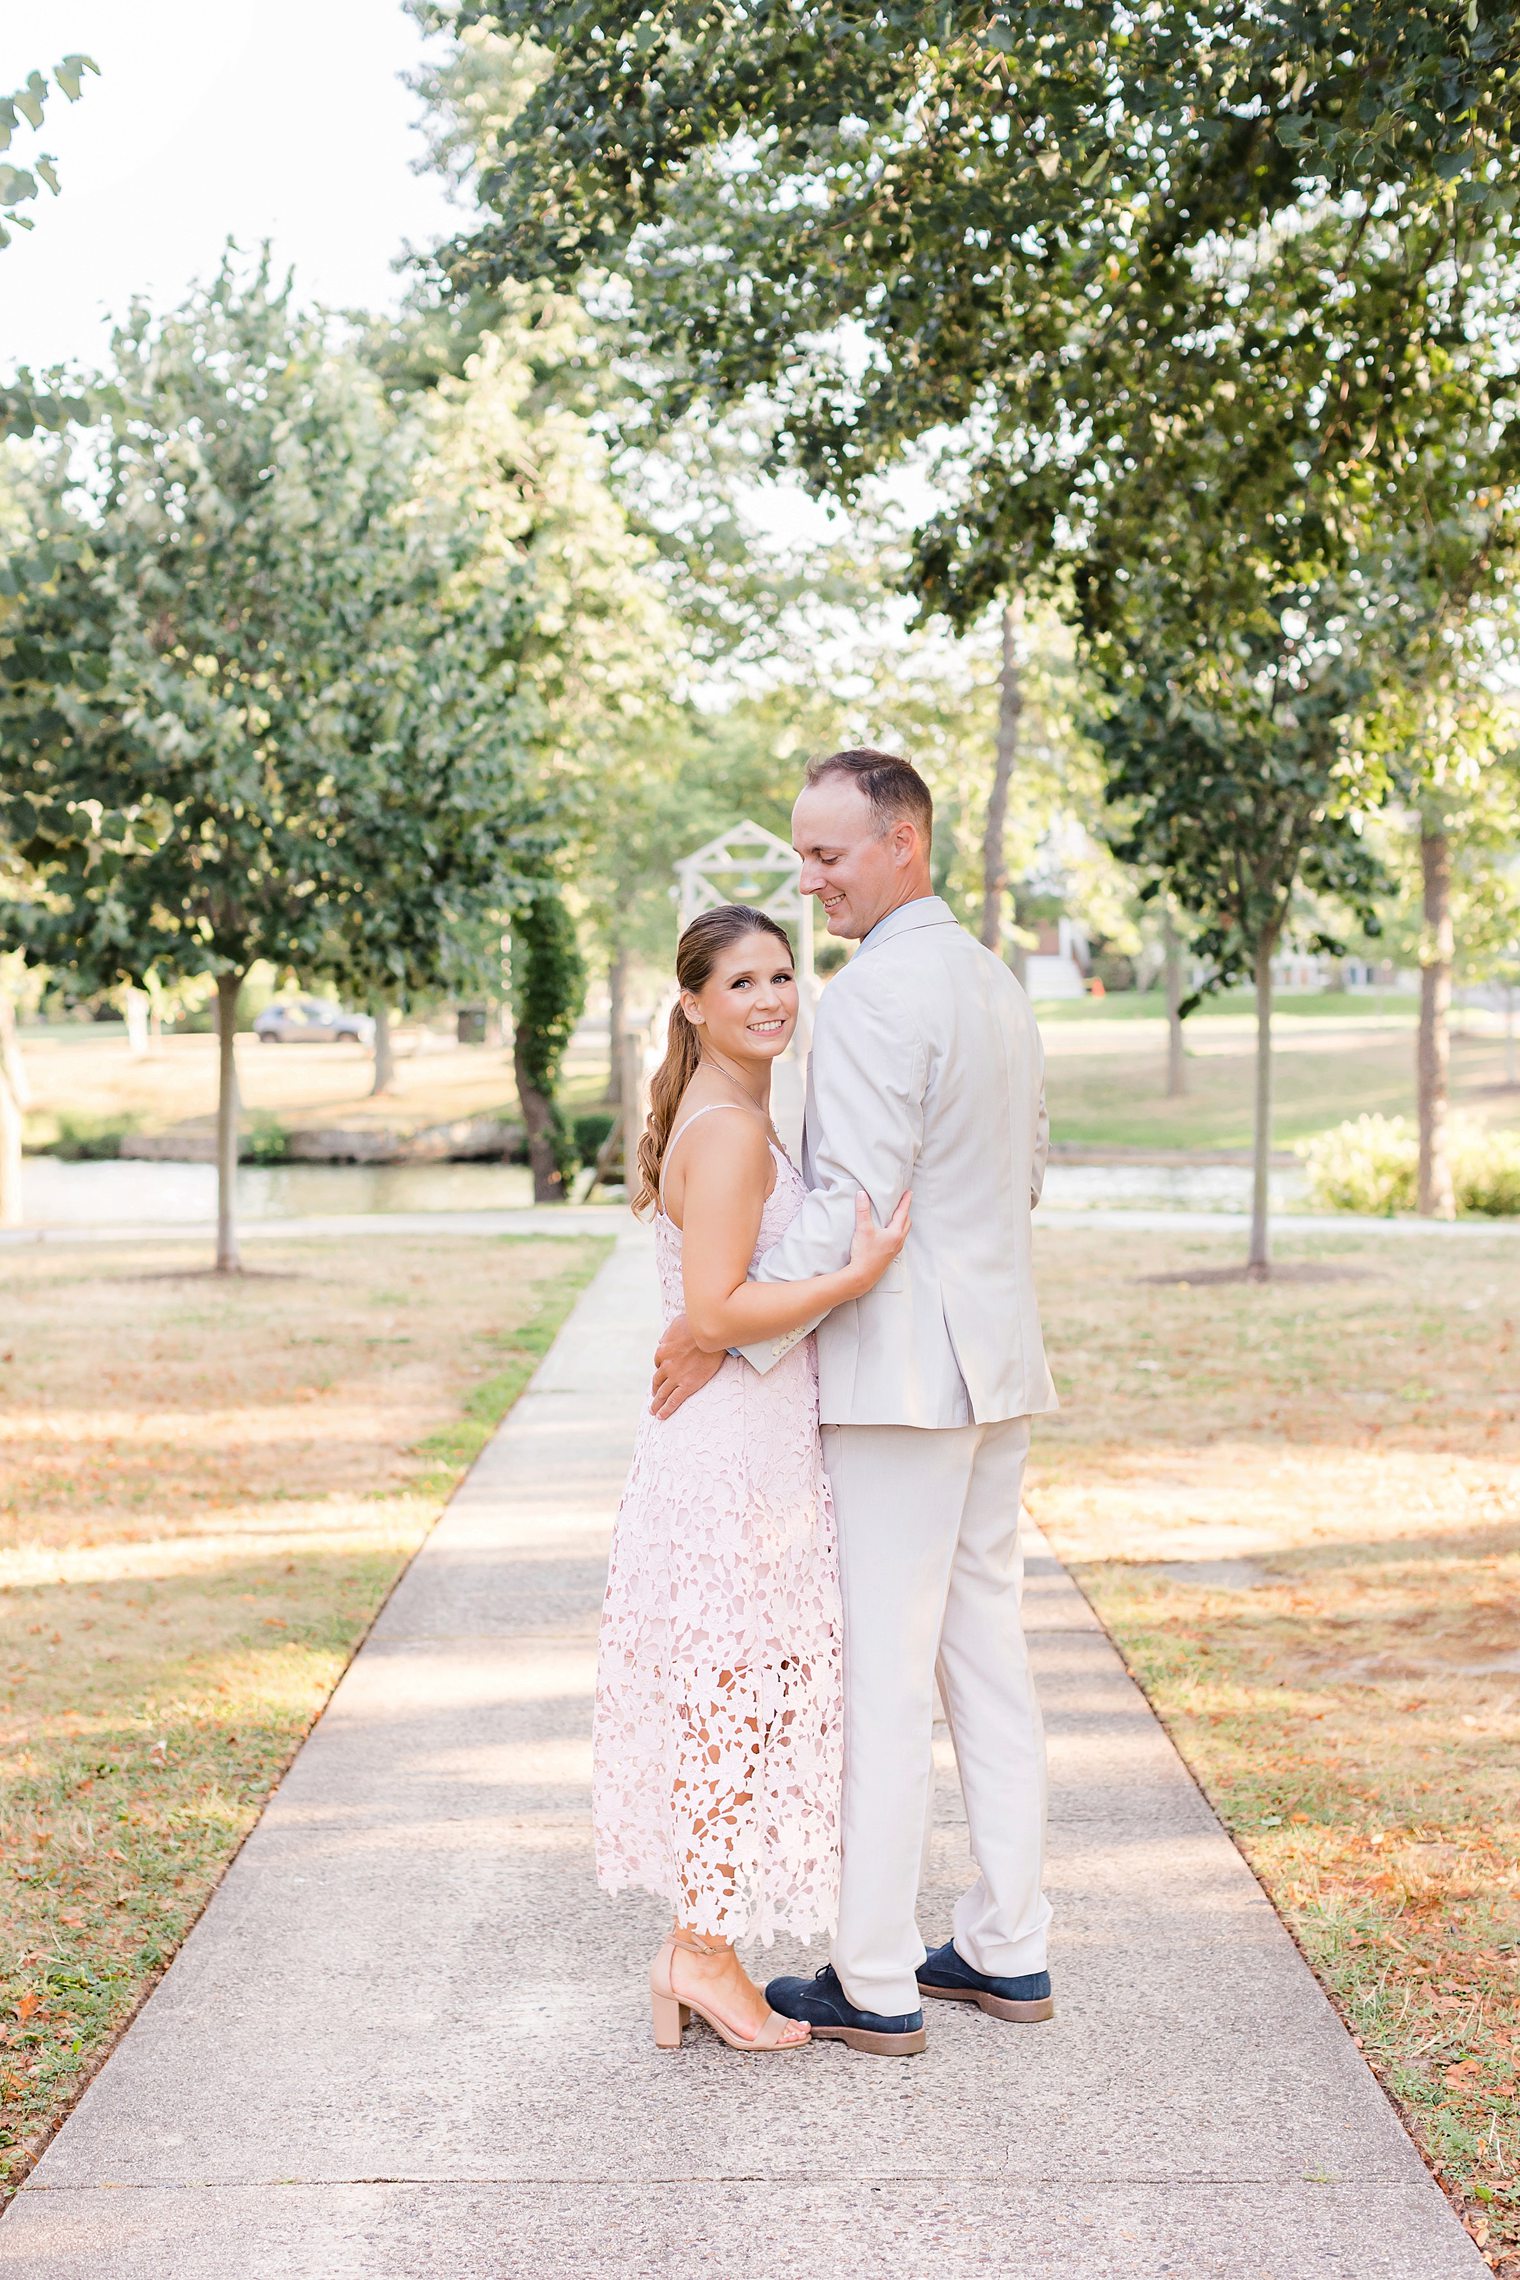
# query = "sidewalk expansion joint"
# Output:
<box><xmin>19</xmin><ymin>2174</ymin><xmax>1427</xmax><ymax>2194</ymax></box>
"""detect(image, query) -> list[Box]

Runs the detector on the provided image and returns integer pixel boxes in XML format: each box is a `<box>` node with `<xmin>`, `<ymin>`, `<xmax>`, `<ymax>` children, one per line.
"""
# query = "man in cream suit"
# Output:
<box><xmin>651</xmin><ymin>747</ymin><xmax>1058</xmax><ymax>2055</ymax></box>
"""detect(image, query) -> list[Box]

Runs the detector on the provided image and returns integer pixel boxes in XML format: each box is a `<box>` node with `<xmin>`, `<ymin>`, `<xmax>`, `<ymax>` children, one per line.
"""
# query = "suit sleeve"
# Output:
<box><xmin>735</xmin><ymin>973</ymin><xmax>926</xmax><ymax>1376</ymax></box>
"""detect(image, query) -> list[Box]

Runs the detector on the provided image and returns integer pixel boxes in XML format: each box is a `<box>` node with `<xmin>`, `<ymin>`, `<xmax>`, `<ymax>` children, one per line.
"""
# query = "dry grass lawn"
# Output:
<box><xmin>1031</xmin><ymin>1222</ymin><xmax>1520</xmax><ymax>2275</ymax></box>
<box><xmin>6</xmin><ymin>1208</ymin><xmax>1515</xmax><ymax>2266</ymax></box>
<box><xmin>18</xmin><ymin>1027</ymin><xmax>613</xmax><ymax>1150</ymax></box>
<box><xmin>0</xmin><ymin>1231</ymin><xmax>610</xmax><ymax>2200</ymax></box>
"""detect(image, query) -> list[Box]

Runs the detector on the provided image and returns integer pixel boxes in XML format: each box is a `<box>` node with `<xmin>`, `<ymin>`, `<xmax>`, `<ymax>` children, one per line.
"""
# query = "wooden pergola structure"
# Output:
<box><xmin>604</xmin><ymin>819</ymin><xmax>817</xmax><ymax>1195</ymax></box>
<box><xmin>674</xmin><ymin>819</ymin><xmax>816</xmax><ymax>1017</ymax></box>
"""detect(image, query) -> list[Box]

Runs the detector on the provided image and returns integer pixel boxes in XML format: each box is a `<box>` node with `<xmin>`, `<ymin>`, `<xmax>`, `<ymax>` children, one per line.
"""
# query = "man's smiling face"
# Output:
<box><xmin>792</xmin><ymin>776</ymin><xmax>917</xmax><ymax>940</ymax></box>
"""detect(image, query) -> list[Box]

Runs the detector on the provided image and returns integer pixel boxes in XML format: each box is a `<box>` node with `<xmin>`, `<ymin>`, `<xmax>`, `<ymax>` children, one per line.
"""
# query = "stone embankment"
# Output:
<box><xmin>119</xmin><ymin>1112</ymin><xmax>527</xmax><ymax>1165</ymax></box>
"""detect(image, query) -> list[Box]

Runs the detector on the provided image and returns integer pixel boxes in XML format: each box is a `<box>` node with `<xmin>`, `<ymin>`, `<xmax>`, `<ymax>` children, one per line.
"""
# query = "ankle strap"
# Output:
<box><xmin>670</xmin><ymin>1929</ymin><xmax>723</xmax><ymax>1957</ymax></box>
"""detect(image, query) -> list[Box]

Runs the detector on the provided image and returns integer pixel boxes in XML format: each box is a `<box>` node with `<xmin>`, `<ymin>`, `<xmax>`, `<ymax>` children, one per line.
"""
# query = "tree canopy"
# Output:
<box><xmin>442</xmin><ymin>1</ymin><xmax>1520</xmax><ymax>612</ymax></box>
<box><xmin>434</xmin><ymin>0</ymin><xmax>1520</xmax><ymax>1246</ymax></box>
<box><xmin>0</xmin><ymin>252</ymin><xmax>665</xmax><ymax>1255</ymax></box>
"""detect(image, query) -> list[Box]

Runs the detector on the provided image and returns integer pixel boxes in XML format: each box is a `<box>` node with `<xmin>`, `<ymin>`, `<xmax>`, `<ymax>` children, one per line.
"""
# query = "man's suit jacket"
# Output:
<box><xmin>739</xmin><ymin>895</ymin><xmax>1058</xmax><ymax>1428</ymax></box>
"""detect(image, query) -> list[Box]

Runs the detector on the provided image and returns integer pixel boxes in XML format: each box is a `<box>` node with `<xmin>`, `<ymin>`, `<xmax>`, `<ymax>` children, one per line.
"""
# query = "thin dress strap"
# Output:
<box><xmin>658</xmin><ymin>1100</ymin><xmax>764</xmax><ymax>1212</ymax></box>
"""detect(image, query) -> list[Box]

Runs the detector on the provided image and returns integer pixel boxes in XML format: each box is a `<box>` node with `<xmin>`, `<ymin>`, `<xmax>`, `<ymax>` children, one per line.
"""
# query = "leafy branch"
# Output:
<box><xmin>0</xmin><ymin>57</ymin><xmax>99</xmax><ymax>249</ymax></box>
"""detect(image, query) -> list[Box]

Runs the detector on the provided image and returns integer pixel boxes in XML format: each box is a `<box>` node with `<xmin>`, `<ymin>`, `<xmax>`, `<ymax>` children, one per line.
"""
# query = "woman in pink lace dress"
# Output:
<box><xmin>593</xmin><ymin>905</ymin><xmax>909</xmax><ymax>2054</ymax></box>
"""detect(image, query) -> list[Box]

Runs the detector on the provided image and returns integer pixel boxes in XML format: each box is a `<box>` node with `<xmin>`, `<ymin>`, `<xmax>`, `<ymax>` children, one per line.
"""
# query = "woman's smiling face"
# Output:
<box><xmin>682</xmin><ymin>930</ymin><xmax>798</xmax><ymax>1064</ymax></box>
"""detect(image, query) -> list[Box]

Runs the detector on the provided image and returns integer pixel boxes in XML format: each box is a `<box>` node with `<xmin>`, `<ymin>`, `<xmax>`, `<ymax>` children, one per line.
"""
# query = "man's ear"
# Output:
<box><xmin>892</xmin><ymin>820</ymin><xmax>918</xmax><ymax>868</ymax></box>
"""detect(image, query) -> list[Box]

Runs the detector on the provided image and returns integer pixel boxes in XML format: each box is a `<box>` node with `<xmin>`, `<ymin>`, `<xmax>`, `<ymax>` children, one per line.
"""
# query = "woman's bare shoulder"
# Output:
<box><xmin>663</xmin><ymin>1095</ymin><xmax>772</xmax><ymax>1230</ymax></box>
<box><xmin>676</xmin><ymin>1099</ymin><xmax>771</xmax><ymax>1176</ymax></box>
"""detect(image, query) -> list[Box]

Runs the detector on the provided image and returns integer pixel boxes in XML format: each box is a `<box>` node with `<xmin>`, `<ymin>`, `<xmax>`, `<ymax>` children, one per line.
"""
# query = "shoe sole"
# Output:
<box><xmin>919</xmin><ymin>1983</ymin><xmax>1054</xmax><ymax>2024</ymax></box>
<box><xmin>811</xmin><ymin>2022</ymin><xmax>928</xmax><ymax>2056</ymax></box>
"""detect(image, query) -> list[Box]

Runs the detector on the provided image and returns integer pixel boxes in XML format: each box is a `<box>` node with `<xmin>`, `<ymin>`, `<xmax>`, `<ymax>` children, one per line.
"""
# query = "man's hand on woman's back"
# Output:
<box><xmin>650</xmin><ymin>1314</ymin><xmax>725</xmax><ymax>1419</ymax></box>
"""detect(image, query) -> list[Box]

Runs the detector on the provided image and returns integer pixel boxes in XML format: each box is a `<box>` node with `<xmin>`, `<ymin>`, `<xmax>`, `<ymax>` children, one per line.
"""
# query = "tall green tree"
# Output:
<box><xmin>299</xmin><ymin>337</ymin><xmax>554</xmax><ymax>1095</ymax></box>
<box><xmin>510</xmin><ymin>880</ymin><xmax>586</xmax><ymax>1201</ymax></box>
<box><xmin>329</xmin><ymin>312</ymin><xmax>670</xmax><ymax>1125</ymax></box>
<box><xmin>428</xmin><ymin>323</ymin><xmax>676</xmax><ymax>1165</ymax></box>
<box><xmin>2</xmin><ymin>254</ymin><xmax>674</xmax><ymax>1244</ymax></box>
<box><xmin>1067</xmin><ymin>196</ymin><xmax>1520</xmax><ymax>1241</ymax></box>
<box><xmin>1449</xmin><ymin>754</ymin><xmax>1520</xmax><ymax>1091</ymax></box>
<box><xmin>1370</xmin><ymin>750</ymin><xmax>1520</xmax><ymax>1124</ymax></box>
<box><xmin>1097</xmin><ymin>606</ymin><xmax>1385</xmax><ymax>1274</ymax></box>
<box><xmin>0</xmin><ymin>258</ymin><xmax>546</xmax><ymax>1267</ymax></box>
<box><xmin>1373</xmin><ymin>550</ymin><xmax>1520</xmax><ymax>1217</ymax></box>
<box><xmin>292</xmin><ymin>459</ymin><xmax>547</xmax><ymax>1099</ymax></box>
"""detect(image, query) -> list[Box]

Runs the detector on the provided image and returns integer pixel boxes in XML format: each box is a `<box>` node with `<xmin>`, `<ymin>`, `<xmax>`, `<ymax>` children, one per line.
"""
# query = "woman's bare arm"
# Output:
<box><xmin>675</xmin><ymin>1113</ymin><xmax>908</xmax><ymax>1354</ymax></box>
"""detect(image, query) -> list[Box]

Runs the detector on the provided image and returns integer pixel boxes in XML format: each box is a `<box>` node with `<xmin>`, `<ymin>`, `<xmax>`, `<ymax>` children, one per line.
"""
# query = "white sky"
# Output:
<box><xmin>2</xmin><ymin>1</ymin><xmax>461</xmax><ymax>375</ymax></box>
<box><xmin>0</xmin><ymin>4</ymin><xmax>879</xmax><ymax>563</ymax></box>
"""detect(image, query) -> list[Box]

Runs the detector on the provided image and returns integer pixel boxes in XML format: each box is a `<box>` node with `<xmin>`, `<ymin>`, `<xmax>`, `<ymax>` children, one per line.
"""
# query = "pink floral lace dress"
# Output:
<box><xmin>592</xmin><ymin>1114</ymin><xmax>843</xmax><ymax>1944</ymax></box>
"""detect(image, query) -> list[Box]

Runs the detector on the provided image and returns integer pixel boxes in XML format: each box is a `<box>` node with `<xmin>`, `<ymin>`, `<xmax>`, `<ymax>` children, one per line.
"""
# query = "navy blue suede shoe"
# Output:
<box><xmin>764</xmin><ymin>1965</ymin><xmax>927</xmax><ymax>2055</ymax></box>
<box><xmin>917</xmin><ymin>1940</ymin><xmax>1054</xmax><ymax>2023</ymax></box>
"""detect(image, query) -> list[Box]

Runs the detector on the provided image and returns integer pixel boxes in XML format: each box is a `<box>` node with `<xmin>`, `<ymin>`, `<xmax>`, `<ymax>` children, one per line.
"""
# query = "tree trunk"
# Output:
<box><xmin>214</xmin><ymin>971</ymin><xmax>243</xmax><ymax>1273</ymax></box>
<box><xmin>369</xmin><ymin>998</ymin><xmax>396</xmax><ymax>1097</ymax></box>
<box><xmin>619</xmin><ymin>1022</ymin><xmax>645</xmax><ymax>1193</ymax></box>
<box><xmin>1007</xmin><ymin>891</ymin><xmax>1028</xmax><ymax>987</ymax></box>
<box><xmin>981</xmin><ymin>596</ymin><xmax>1023</xmax><ymax>953</ymax></box>
<box><xmin>1249</xmin><ymin>939</ymin><xmax>1274</xmax><ymax>1278</ymax></box>
<box><xmin>1163</xmin><ymin>904</ymin><xmax>1187</xmax><ymax>1098</ymax></box>
<box><xmin>0</xmin><ymin>1063</ymin><xmax>20</xmax><ymax>1231</ymax></box>
<box><xmin>607</xmin><ymin>940</ymin><xmax>628</xmax><ymax>1109</ymax></box>
<box><xmin>0</xmin><ymin>985</ymin><xmax>28</xmax><ymax>1231</ymax></box>
<box><xmin>1417</xmin><ymin>821</ymin><xmax>1455</xmax><ymax>1219</ymax></box>
<box><xmin>122</xmin><ymin>986</ymin><xmax>150</xmax><ymax>1058</ymax></box>
<box><xmin>512</xmin><ymin>1023</ymin><xmax>567</xmax><ymax>1204</ymax></box>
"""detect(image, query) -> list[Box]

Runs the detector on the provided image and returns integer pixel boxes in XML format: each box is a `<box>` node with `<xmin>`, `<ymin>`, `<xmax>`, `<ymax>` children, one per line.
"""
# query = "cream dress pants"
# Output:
<box><xmin>821</xmin><ymin>1417</ymin><xmax>1052</xmax><ymax>2017</ymax></box>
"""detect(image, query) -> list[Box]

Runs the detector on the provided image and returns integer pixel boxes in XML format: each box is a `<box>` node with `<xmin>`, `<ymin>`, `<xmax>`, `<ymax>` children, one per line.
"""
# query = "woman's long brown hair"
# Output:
<box><xmin>631</xmin><ymin>904</ymin><xmax>795</xmax><ymax>1217</ymax></box>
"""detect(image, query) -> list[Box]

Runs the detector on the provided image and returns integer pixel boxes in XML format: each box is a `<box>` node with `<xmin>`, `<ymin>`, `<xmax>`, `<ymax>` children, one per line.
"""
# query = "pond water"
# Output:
<box><xmin>14</xmin><ymin>1157</ymin><xmax>539</xmax><ymax>1227</ymax></box>
<box><xmin>1043</xmin><ymin>1160</ymin><xmax>1309</xmax><ymax>1213</ymax></box>
<box><xmin>13</xmin><ymin>1154</ymin><xmax>1306</xmax><ymax>1230</ymax></box>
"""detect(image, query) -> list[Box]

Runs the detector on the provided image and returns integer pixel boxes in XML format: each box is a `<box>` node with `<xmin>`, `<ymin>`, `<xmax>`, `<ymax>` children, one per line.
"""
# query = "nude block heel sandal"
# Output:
<box><xmin>649</xmin><ymin>1986</ymin><xmax>691</xmax><ymax>2048</ymax></box>
<box><xmin>649</xmin><ymin>1931</ymin><xmax>810</xmax><ymax>2053</ymax></box>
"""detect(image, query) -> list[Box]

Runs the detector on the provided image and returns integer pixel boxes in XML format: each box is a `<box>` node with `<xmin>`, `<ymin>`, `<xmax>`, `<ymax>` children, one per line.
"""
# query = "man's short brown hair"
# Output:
<box><xmin>804</xmin><ymin>747</ymin><xmax>933</xmax><ymax>843</ymax></box>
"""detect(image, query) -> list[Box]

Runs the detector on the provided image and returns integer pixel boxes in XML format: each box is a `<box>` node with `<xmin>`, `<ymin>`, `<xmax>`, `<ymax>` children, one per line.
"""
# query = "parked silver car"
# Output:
<box><xmin>252</xmin><ymin>997</ymin><xmax>375</xmax><ymax>1045</ymax></box>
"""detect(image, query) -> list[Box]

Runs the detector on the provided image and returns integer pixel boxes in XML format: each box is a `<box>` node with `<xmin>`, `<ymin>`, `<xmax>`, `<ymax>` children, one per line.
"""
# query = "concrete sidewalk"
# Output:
<box><xmin>0</xmin><ymin>1231</ymin><xmax>1488</xmax><ymax>2279</ymax></box>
